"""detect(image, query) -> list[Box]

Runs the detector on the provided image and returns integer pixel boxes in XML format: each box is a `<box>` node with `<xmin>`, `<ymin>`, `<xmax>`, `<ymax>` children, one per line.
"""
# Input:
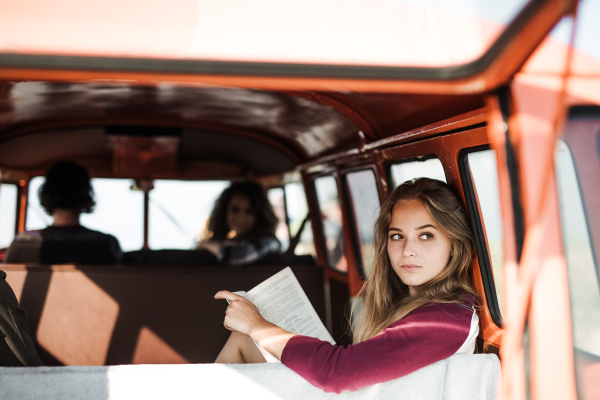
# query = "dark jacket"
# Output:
<box><xmin>0</xmin><ymin>270</ymin><xmax>42</xmax><ymax>366</ymax></box>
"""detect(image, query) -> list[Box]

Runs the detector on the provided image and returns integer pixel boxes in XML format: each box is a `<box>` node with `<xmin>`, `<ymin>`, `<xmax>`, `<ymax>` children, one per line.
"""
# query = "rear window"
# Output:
<box><xmin>27</xmin><ymin>177</ymin><xmax>144</xmax><ymax>252</ymax></box>
<box><xmin>148</xmin><ymin>180</ymin><xmax>229</xmax><ymax>250</ymax></box>
<box><xmin>389</xmin><ymin>157</ymin><xmax>446</xmax><ymax>188</ymax></box>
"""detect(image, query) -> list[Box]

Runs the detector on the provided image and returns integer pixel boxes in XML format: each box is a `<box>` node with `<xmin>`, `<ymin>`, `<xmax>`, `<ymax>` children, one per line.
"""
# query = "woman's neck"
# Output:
<box><xmin>51</xmin><ymin>209</ymin><xmax>81</xmax><ymax>227</ymax></box>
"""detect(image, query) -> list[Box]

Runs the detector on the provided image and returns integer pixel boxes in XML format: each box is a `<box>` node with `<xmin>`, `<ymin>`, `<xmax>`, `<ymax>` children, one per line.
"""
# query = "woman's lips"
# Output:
<box><xmin>401</xmin><ymin>264</ymin><xmax>421</xmax><ymax>271</ymax></box>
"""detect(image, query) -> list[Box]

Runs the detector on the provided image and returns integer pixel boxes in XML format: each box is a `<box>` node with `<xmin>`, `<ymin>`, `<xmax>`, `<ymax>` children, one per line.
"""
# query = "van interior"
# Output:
<box><xmin>0</xmin><ymin>83</ymin><xmax>500</xmax><ymax>365</ymax></box>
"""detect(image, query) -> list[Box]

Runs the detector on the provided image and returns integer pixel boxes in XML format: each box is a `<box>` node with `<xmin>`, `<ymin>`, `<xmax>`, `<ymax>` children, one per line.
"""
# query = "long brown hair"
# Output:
<box><xmin>203</xmin><ymin>181</ymin><xmax>278</xmax><ymax>241</ymax></box>
<box><xmin>352</xmin><ymin>178</ymin><xmax>478</xmax><ymax>344</ymax></box>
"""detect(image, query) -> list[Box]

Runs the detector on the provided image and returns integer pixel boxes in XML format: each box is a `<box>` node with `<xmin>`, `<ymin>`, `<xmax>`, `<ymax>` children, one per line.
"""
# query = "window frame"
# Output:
<box><xmin>458</xmin><ymin>145</ymin><xmax>503</xmax><ymax>327</ymax></box>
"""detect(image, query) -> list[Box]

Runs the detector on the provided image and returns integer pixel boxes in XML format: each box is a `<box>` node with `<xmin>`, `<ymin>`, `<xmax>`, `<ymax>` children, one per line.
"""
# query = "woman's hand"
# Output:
<box><xmin>215</xmin><ymin>291</ymin><xmax>297</xmax><ymax>360</ymax></box>
<box><xmin>198</xmin><ymin>240</ymin><xmax>221</xmax><ymax>257</ymax></box>
<box><xmin>214</xmin><ymin>291</ymin><xmax>270</xmax><ymax>336</ymax></box>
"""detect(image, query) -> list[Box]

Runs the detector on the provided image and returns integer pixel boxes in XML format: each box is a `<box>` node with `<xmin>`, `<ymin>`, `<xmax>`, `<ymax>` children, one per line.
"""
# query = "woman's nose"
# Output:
<box><xmin>402</xmin><ymin>238</ymin><xmax>417</xmax><ymax>258</ymax></box>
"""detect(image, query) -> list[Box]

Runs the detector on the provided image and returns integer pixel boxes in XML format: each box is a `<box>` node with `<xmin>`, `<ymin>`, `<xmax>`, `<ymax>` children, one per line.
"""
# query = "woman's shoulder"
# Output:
<box><xmin>391</xmin><ymin>298</ymin><xmax>475</xmax><ymax>328</ymax></box>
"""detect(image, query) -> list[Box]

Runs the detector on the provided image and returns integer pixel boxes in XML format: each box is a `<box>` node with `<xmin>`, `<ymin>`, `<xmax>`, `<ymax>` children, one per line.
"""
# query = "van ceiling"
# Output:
<box><xmin>0</xmin><ymin>81</ymin><xmax>484</xmax><ymax>177</ymax></box>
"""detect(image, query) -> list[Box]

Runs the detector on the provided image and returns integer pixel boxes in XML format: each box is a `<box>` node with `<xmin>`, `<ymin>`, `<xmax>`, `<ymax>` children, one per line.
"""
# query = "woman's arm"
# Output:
<box><xmin>280</xmin><ymin>302</ymin><xmax>475</xmax><ymax>393</ymax></box>
<box><xmin>219</xmin><ymin>237</ymin><xmax>280</xmax><ymax>265</ymax></box>
<box><xmin>214</xmin><ymin>290</ymin><xmax>294</xmax><ymax>359</ymax></box>
<box><xmin>215</xmin><ymin>292</ymin><xmax>476</xmax><ymax>393</ymax></box>
<box><xmin>197</xmin><ymin>240</ymin><xmax>222</xmax><ymax>257</ymax></box>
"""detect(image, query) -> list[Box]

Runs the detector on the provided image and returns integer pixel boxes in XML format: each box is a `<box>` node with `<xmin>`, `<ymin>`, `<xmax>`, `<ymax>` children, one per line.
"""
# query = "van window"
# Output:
<box><xmin>345</xmin><ymin>169</ymin><xmax>380</xmax><ymax>278</ymax></box>
<box><xmin>465</xmin><ymin>149</ymin><xmax>505</xmax><ymax>319</ymax></box>
<box><xmin>267</xmin><ymin>187</ymin><xmax>290</xmax><ymax>250</ymax></box>
<box><xmin>389</xmin><ymin>157</ymin><xmax>446</xmax><ymax>188</ymax></box>
<box><xmin>0</xmin><ymin>183</ymin><xmax>17</xmax><ymax>248</ymax></box>
<box><xmin>284</xmin><ymin>182</ymin><xmax>316</xmax><ymax>257</ymax></box>
<box><xmin>149</xmin><ymin>180</ymin><xmax>228</xmax><ymax>249</ymax></box>
<box><xmin>555</xmin><ymin>140</ymin><xmax>600</xmax><ymax>357</ymax></box>
<box><xmin>314</xmin><ymin>176</ymin><xmax>347</xmax><ymax>272</ymax></box>
<box><xmin>27</xmin><ymin>177</ymin><xmax>145</xmax><ymax>252</ymax></box>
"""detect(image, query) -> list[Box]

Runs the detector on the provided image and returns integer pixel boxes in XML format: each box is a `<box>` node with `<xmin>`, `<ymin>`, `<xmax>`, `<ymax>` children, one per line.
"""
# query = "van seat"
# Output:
<box><xmin>2</xmin><ymin>264</ymin><xmax>324</xmax><ymax>366</ymax></box>
<box><xmin>0</xmin><ymin>353</ymin><xmax>501</xmax><ymax>399</ymax></box>
<box><xmin>6</xmin><ymin>236</ymin><xmax>118</xmax><ymax>265</ymax></box>
<box><xmin>122</xmin><ymin>249</ymin><xmax>218</xmax><ymax>266</ymax></box>
<box><xmin>122</xmin><ymin>250</ymin><xmax>314</xmax><ymax>267</ymax></box>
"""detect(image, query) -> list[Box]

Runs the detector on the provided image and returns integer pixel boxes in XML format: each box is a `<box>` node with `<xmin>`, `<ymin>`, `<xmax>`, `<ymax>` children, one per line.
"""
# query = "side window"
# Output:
<box><xmin>345</xmin><ymin>169</ymin><xmax>380</xmax><ymax>278</ymax></box>
<box><xmin>314</xmin><ymin>176</ymin><xmax>347</xmax><ymax>272</ymax></box>
<box><xmin>267</xmin><ymin>187</ymin><xmax>290</xmax><ymax>250</ymax></box>
<box><xmin>284</xmin><ymin>182</ymin><xmax>316</xmax><ymax>257</ymax></box>
<box><xmin>149</xmin><ymin>180</ymin><xmax>228</xmax><ymax>250</ymax></box>
<box><xmin>0</xmin><ymin>183</ymin><xmax>18</xmax><ymax>248</ymax></box>
<box><xmin>389</xmin><ymin>157</ymin><xmax>446</xmax><ymax>188</ymax></box>
<box><xmin>555</xmin><ymin>140</ymin><xmax>600</xmax><ymax>358</ymax></box>
<box><xmin>27</xmin><ymin>177</ymin><xmax>145</xmax><ymax>252</ymax></box>
<box><xmin>461</xmin><ymin>148</ymin><xmax>504</xmax><ymax>324</ymax></box>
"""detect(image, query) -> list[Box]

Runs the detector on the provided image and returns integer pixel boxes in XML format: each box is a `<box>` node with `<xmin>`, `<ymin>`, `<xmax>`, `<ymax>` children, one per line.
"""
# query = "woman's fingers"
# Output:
<box><xmin>214</xmin><ymin>290</ymin><xmax>243</xmax><ymax>302</ymax></box>
<box><xmin>215</xmin><ymin>290</ymin><xmax>265</xmax><ymax>336</ymax></box>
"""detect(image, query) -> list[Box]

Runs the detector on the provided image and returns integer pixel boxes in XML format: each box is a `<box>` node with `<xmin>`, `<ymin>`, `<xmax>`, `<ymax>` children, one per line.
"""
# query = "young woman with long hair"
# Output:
<box><xmin>197</xmin><ymin>181</ymin><xmax>281</xmax><ymax>265</ymax></box>
<box><xmin>214</xmin><ymin>178</ymin><xmax>479</xmax><ymax>392</ymax></box>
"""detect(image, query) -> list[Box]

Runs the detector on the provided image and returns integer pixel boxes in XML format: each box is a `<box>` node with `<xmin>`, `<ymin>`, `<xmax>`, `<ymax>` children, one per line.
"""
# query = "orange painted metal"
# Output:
<box><xmin>495</xmin><ymin>13</ymin><xmax>580</xmax><ymax>396</ymax></box>
<box><xmin>486</xmin><ymin>94</ymin><xmax>526</xmax><ymax>400</ymax></box>
<box><xmin>17</xmin><ymin>180</ymin><xmax>28</xmax><ymax>233</ymax></box>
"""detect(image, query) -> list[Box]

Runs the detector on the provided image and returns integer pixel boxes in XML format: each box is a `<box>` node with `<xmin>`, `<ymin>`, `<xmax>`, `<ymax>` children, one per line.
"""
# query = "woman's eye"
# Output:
<box><xmin>389</xmin><ymin>234</ymin><xmax>402</xmax><ymax>240</ymax></box>
<box><xmin>419</xmin><ymin>233</ymin><xmax>433</xmax><ymax>240</ymax></box>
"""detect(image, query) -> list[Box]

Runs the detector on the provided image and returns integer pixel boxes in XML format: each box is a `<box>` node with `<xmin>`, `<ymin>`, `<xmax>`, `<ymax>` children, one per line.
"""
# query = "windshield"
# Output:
<box><xmin>0</xmin><ymin>0</ymin><xmax>529</xmax><ymax>68</ymax></box>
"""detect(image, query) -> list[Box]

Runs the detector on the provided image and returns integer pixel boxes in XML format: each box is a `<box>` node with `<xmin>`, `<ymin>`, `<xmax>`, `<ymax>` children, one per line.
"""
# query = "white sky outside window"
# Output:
<box><xmin>467</xmin><ymin>150</ymin><xmax>505</xmax><ymax>317</ymax></box>
<box><xmin>389</xmin><ymin>158</ymin><xmax>447</xmax><ymax>188</ymax></box>
<box><xmin>555</xmin><ymin>140</ymin><xmax>600</xmax><ymax>357</ymax></box>
<box><xmin>284</xmin><ymin>182</ymin><xmax>316</xmax><ymax>257</ymax></box>
<box><xmin>315</xmin><ymin>176</ymin><xmax>347</xmax><ymax>272</ymax></box>
<box><xmin>148</xmin><ymin>180</ymin><xmax>228</xmax><ymax>250</ymax></box>
<box><xmin>346</xmin><ymin>170</ymin><xmax>380</xmax><ymax>278</ymax></box>
<box><xmin>0</xmin><ymin>183</ymin><xmax>17</xmax><ymax>248</ymax></box>
<box><xmin>267</xmin><ymin>188</ymin><xmax>290</xmax><ymax>251</ymax></box>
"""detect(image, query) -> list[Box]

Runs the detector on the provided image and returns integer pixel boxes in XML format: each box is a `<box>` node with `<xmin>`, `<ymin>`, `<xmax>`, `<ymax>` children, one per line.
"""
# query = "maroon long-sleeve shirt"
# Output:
<box><xmin>281</xmin><ymin>300</ymin><xmax>478</xmax><ymax>393</ymax></box>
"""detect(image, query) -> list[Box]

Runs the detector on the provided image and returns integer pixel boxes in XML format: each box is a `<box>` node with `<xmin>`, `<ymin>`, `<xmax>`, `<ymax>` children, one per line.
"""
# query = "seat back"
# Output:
<box><xmin>6</xmin><ymin>233</ymin><xmax>119</xmax><ymax>265</ymax></box>
<box><xmin>40</xmin><ymin>240</ymin><xmax>118</xmax><ymax>265</ymax></box>
<box><xmin>2</xmin><ymin>264</ymin><xmax>325</xmax><ymax>366</ymax></box>
<box><xmin>0</xmin><ymin>354</ymin><xmax>501</xmax><ymax>399</ymax></box>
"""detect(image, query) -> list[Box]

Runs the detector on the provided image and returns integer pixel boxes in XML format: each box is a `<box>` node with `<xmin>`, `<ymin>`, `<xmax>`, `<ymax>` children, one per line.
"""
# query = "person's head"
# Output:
<box><xmin>39</xmin><ymin>161</ymin><xmax>96</xmax><ymax>216</ymax></box>
<box><xmin>205</xmin><ymin>181</ymin><xmax>278</xmax><ymax>240</ymax></box>
<box><xmin>353</xmin><ymin>178</ymin><xmax>477</xmax><ymax>343</ymax></box>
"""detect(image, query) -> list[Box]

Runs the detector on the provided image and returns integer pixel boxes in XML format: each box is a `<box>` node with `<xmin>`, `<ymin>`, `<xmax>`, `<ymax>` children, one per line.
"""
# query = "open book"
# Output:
<box><xmin>229</xmin><ymin>267</ymin><xmax>335</xmax><ymax>363</ymax></box>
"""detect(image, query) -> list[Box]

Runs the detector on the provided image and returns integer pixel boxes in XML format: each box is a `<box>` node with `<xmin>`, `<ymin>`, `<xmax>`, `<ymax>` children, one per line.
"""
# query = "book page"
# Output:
<box><xmin>228</xmin><ymin>267</ymin><xmax>334</xmax><ymax>363</ymax></box>
<box><xmin>247</xmin><ymin>267</ymin><xmax>335</xmax><ymax>344</ymax></box>
<box><xmin>231</xmin><ymin>291</ymin><xmax>280</xmax><ymax>364</ymax></box>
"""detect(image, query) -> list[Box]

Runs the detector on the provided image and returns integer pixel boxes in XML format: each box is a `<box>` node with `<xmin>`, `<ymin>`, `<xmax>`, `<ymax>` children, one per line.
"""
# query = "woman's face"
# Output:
<box><xmin>227</xmin><ymin>194</ymin><xmax>256</xmax><ymax>237</ymax></box>
<box><xmin>387</xmin><ymin>199</ymin><xmax>451</xmax><ymax>296</ymax></box>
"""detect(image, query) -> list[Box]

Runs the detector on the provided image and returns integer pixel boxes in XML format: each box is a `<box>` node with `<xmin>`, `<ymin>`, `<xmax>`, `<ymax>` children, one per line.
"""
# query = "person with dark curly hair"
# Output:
<box><xmin>6</xmin><ymin>162</ymin><xmax>122</xmax><ymax>264</ymax></box>
<box><xmin>197</xmin><ymin>181</ymin><xmax>281</xmax><ymax>266</ymax></box>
